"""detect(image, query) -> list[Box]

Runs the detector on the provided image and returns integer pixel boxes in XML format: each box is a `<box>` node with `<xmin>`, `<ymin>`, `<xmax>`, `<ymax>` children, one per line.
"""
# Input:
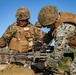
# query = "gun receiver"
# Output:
<box><xmin>0</xmin><ymin>46</ymin><xmax>54</xmax><ymax>64</ymax></box>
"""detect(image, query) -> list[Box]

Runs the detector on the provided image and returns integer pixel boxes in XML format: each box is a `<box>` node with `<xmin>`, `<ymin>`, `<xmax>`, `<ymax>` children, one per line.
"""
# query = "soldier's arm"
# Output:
<box><xmin>2</xmin><ymin>24</ymin><xmax>17</xmax><ymax>44</ymax></box>
<box><xmin>34</xmin><ymin>29</ymin><xmax>54</xmax><ymax>51</ymax></box>
<box><xmin>0</xmin><ymin>25</ymin><xmax>14</xmax><ymax>47</ymax></box>
<box><xmin>45</xmin><ymin>24</ymin><xmax>76</xmax><ymax>67</ymax></box>
<box><xmin>42</xmin><ymin>29</ymin><xmax>54</xmax><ymax>44</ymax></box>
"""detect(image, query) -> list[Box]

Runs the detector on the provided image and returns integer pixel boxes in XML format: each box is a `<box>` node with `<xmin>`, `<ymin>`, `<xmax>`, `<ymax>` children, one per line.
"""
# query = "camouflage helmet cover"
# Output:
<box><xmin>35</xmin><ymin>21</ymin><xmax>42</xmax><ymax>28</ymax></box>
<box><xmin>16</xmin><ymin>7</ymin><xmax>30</xmax><ymax>20</ymax></box>
<box><xmin>38</xmin><ymin>6</ymin><xmax>58</xmax><ymax>27</ymax></box>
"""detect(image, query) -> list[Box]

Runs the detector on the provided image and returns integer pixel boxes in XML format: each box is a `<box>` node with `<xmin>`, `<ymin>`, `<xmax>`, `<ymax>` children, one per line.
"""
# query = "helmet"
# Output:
<box><xmin>35</xmin><ymin>21</ymin><xmax>42</xmax><ymax>28</ymax></box>
<box><xmin>16</xmin><ymin>7</ymin><xmax>30</xmax><ymax>20</ymax></box>
<box><xmin>38</xmin><ymin>6</ymin><xmax>58</xmax><ymax>27</ymax></box>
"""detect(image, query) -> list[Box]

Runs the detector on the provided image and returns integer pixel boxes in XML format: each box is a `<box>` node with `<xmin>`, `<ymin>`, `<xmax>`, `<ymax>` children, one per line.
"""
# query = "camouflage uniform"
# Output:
<box><xmin>69</xmin><ymin>47</ymin><xmax>76</xmax><ymax>75</ymax></box>
<box><xmin>34</xmin><ymin>22</ymin><xmax>46</xmax><ymax>42</ymax></box>
<box><xmin>37</xmin><ymin>5</ymin><xmax>76</xmax><ymax>75</ymax></box>
<box><xmin>0</xmin><ymin>7</ymin><xmax>35</xmax><ymax>75</ymax></box>
<box><xmin>43</xmin><ymin>23</ymin><xmax>75</xmax><ymax>65</ymax></box>
<box><xmin>1</xmin><ymin>22</ymin><xmax>34</xmax><ymax>52</ymax></box>
<box><xmin>0</xmin><ymin>7</ymin><xmax>35</xmax><ymax>53</ymax></box>
<box><xmin>0</xmin><ymin>38</ymin><xmax>6</xmax><ymax>48</ymax></box>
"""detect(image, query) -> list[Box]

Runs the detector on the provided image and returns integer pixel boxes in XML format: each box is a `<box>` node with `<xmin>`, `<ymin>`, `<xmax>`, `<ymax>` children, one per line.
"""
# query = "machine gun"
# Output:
<box><xmin>0</xmin><ymin>45</ymin><xmax>54</xmax><ymax>64</ymax></box>
<box><xmin>0</xmin><ymin>46</ymin><xmax>69</xmax><ymax>75</ymax></box>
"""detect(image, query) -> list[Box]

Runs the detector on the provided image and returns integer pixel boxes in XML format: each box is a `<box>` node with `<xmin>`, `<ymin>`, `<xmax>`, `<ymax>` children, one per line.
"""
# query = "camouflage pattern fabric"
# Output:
<box><xmin>16</xmin><ymin>7</ymin><xmax>30</xmax><ymax>20</ymax></box>
<box><xmin>38</xmin><ymin>6</ymin><xmax>58</xmax><ymax>26</ymax></box>
<box><xmin>57</xmin><ymin>47</ymin><xmax>75</xmax><ymax>71</ymax></box>
<box><xmin>70</xmin><ymin>58</ymin><xmax>76</xmax><ymax>75</ymax></box>
<box><xmin>34</xmin><ymin>22</ymin><xmax>46</xmax><ymax>42</ymax></box>
<box><xmin>0</xmin><ymin>48</ymin><xmax>9</xmax><ymax>64</ymax></box>
<box><xmin>69</xmin><ymin>48</ymin><xmax>76</xmax><ymax>75</ymax></box>
<box><xmin>42</xmin><ymin>23</ymin><xmax>76</xmax><ymax>68</ymax></box>
<box><xmin>35</xmin><ymin>21</ymin><xmax>42</xmax><ymax>28</ymax></box>
<box><xmin>0</xmin><ymin>64</ymin><xmax>35</xmax><ymax>75</ymax></box>
<box><xmin>38</xmin><ymin>5</ymin><xmax>76</xmax><ymax>75</ymax></box>
<box><xmin>0</xmin><ymin>38</ymin><xmax>6</xmax><ymax>48</ymax></box>
<box><xmin>34</xmin><ymin>28</ymin><xmax>46</xmax><ymax>42</ymax></box>
<box><xmin>1</xmin><ymin>22</ymin><xmax>35</xmax><ymax>52</ymax></box>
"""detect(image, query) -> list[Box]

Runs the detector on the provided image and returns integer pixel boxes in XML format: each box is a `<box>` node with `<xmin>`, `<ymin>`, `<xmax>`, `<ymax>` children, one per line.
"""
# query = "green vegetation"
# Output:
<box><xmin>59</xmin><ymin>47</ymin><xmax>76</xmax><ymax>70</ymax></box>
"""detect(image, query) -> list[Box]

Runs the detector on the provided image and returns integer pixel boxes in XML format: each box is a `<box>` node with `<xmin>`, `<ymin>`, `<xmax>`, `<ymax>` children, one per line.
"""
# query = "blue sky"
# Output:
<box><xmin>0</xmin><ymin>0</ymin><xmax>76</xmax><ymax>45</ymax></box>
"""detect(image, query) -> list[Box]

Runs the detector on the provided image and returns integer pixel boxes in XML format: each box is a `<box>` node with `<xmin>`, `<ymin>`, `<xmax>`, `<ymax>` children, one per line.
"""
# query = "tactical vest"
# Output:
<box><xmin>54</xmin><ymin>12</ymin><xmax>76</xmax><ymax>48</ymax></box>
<box><xmin>35</xmin><ymin>29</ymin><xmax>44</xmax><ymax>42</ymax></box>
<box><xmin>8</xmin><ymin>23</ymin><xmax>34</xmax><ymax>53</ymax></box>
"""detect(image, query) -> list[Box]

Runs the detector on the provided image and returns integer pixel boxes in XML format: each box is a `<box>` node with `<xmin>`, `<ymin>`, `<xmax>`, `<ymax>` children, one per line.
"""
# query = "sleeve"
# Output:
<box><xmin>46</xmin><ymin>23</ymin><xmax>75</xmax><ymax>67</ymax></box>
<box><xmin>2</xmin><ymin>24</ymin><xmax>17</xmax><ymax>43</ymax></box>
<box><xmin>42</xmin><ymin>29</ymin><xmax>54</xmax><ymax>44</ymax></box>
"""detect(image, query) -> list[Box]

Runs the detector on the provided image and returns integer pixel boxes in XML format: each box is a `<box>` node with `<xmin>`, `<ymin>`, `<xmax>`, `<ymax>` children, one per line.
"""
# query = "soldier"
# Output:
<box><xmin>0</xmin><ymin>7</ymin><xmax>35</xmax><ymax>53</ymax></box>
<box><xmin>34</xmin><ymin>21</ymin><xmax>46</xmax><ymax>42</ymax></box>
<box><xmin>0</xmin><ymin>7</ymin><xmax>35</xmax><ymax>75</ymax></box>
<box><xmin>34</xmin><ymin>5</ymin><xmax>76</xmax><ymax>75</ymax></box>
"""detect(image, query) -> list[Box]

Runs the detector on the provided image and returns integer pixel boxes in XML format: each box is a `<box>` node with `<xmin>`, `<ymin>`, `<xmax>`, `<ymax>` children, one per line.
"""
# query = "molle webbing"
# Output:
<box><xmin>54</xmin><ymin>12</ymin><xmax>76</xmax><ymax>48</ymax></box>
<box><xmin>55</xmin><ymin>12</ymin><xmax>76</xmax><ymax>28</ymax></box>
<box><xmin>8</xmin><ymin>24</ymin><xmax>33</xmax><ymax>52</ymax></box>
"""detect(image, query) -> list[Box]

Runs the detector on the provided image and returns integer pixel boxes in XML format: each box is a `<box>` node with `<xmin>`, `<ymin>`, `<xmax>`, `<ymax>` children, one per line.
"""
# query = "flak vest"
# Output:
<box><xmin>53</xmin><ymin>12</ymin><xmax>76</xmax><ymax>48</ymax></box>
<box><xmin>9</xmin><ymin>23</ymin><xmax>34</xmax><ymax>53</ymax></box>
<box><xmin>35</xmin><ymin>29</ymin><xmax>44</xmax><ymax>42</ymax></box>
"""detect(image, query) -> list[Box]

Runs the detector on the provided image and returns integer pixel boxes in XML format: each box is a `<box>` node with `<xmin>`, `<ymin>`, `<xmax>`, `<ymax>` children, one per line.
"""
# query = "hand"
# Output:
<box><xmin>31</xmin><ymin>62</ymin><xmax>45</xmax><ymax>73</ymax></box>
<box><xmin>66</xmin><ymin>59</ymin><xmax>71</xmax><ymax>67</ymax></box>
<box><xmin>44</xmin><ymin>61</ymin><xmax>48</xmax><ymax>67</ymax></box>
<box><xmin>0</xmin><ymin>38</ymin><xmax>6</xmax><ymax>48</ymax></box>
<box><xmin>34</xmin><ymin>42</ymin><xmax>42</xmax><ymax>51</ymax></box>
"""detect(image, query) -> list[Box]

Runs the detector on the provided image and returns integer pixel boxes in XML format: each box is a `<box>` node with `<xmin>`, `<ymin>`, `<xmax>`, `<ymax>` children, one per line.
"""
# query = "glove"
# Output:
<box><xmin>31</xmin><ymin>62</ymin><xmax>45</xmax><ymax>73</ymax></box>
<box><xmin>35</xmin><ymin>62</ymin><xmax>45</xmax><ymax>71</ymax></box>
<box><xmin>31</xmin><ymin>65</ymin><xmax>40</xmax><ymax>73</ymax></box>
<box><xmin>34</xmin><ymin>42</ymin><xmax>42</xmax><ymax>51</ymax></box>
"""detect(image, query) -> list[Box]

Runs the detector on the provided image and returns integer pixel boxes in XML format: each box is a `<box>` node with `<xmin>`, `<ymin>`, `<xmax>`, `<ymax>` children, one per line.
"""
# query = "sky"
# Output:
<box><xmin>0</xmin><ymin>0</ymin><xmax>76</xmax><ymax>45</ymax></box>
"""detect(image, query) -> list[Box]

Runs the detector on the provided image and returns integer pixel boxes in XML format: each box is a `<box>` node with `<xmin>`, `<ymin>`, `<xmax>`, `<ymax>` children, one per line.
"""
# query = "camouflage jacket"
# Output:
<box><xmin>42</xmin><ymin>23</ymin><xmax>76</xmax><ymax>67</ymax></box>
<box><xmin>0</xmin><ymin>22</ymin><xmax>35</xmax><ymax>52</ymax></box>
<box><xmin>34</xmin><ymin>28</ymin><xmax>46</xmax><ymax>42</ymax></box>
